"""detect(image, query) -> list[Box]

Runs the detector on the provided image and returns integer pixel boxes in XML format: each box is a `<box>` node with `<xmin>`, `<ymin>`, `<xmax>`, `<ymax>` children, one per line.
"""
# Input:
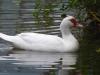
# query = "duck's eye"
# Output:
<box><xmin>70</xmin><ymin>18</ymin><xmax>78</xmax><ymax>27</ymax></box>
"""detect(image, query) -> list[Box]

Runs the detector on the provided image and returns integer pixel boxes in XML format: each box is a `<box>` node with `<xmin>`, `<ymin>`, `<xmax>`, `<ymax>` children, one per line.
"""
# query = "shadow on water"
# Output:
<box><xmin>0</xmin><ymin>44</ymin><xmax>79</xmax><ymax>75</ymax></box>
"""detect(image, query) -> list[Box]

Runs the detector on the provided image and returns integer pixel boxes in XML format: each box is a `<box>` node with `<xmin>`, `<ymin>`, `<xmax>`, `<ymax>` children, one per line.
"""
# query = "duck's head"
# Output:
<box><xmin>61</xmin><ymin>15</ymin><xmax>83</xmax><ymax>28</ymax></box>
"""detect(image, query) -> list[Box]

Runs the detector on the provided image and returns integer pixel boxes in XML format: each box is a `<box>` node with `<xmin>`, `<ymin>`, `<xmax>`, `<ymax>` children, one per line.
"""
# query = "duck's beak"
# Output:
<box><xmin>77</xmin><ymin>24</ymin><xmax>83</xmax><ymax>28</ymax></box>
<box><xmin>72</xmin><ymin>23</ymin><xmax>83</xmax><ymax>28</ymax></box>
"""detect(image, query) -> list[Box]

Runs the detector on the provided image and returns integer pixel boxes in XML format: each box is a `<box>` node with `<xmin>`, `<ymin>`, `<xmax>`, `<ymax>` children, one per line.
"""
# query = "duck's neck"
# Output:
<box><xmin>60</xmin><ymin>19</ymin><xmax>73</xmax><ymax>40</ymax></box>
<box><xmin>61</xmin><ymin>28</ymin><xmax>72</xmax><ymax>39</ymax></box>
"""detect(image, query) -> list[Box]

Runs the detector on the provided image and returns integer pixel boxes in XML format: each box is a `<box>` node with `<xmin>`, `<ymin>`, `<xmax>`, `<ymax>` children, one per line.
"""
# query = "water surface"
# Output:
<box><xmin>0</xmin><ymin>44</ymin><xmax>77</xmax><ymax>75</ymax></box>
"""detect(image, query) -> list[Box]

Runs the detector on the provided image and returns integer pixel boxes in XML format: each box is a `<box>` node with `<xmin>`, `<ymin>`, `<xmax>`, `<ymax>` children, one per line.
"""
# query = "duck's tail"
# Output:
<box><xmin>0</xmin><ymin>33</ymin><xmax>14</xmax><ymax>42</ymax></box>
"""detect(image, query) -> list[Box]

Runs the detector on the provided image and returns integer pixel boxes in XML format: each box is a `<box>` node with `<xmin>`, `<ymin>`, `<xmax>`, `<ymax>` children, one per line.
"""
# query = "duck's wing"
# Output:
<box><xmin>17</xmin><ymin>32</ymin><xmax>63</xmax><ymax>45</ymax></box>
<box><xmin>16</xmin><ymin>32</ymin><xmax>65</xmax><ymax>51</ymax></box>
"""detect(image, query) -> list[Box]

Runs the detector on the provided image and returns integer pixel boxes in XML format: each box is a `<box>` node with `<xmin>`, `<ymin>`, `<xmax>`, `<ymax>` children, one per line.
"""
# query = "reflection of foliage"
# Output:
<box><xmin>33</xmin><ymin>0</ymin><xmax>53</xmax><ymax>27</ymax></box>
<box><xmin>32</xmin><ymin>0</ymin><xmax>42</xmax><ymax>27</ymax></box>
<box><xmin>42</xmin><ymin>3</ymin><xmax>55</xmax><ymax>27</ymax></box>
<box><xmin>33</xmin><ymin>0</ymin><xmax>61</xmax><ymax>28</ymax></box>
<box><xmin>49</xmin><ymin>65</ymin><xmax>56</xmax><ymax>75</ymax></box>
<box><xmin>14</xmin><ymin>0</ymin><xmax>21</xmax><ymax>6</ymax></box>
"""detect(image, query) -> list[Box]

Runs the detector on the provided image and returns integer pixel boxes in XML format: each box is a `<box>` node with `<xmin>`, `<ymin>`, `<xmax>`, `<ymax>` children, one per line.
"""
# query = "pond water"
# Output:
<box><xmin>0</xmin><ymin>44</ymin><xmax>78</xmax><ymax>75</ymax></box>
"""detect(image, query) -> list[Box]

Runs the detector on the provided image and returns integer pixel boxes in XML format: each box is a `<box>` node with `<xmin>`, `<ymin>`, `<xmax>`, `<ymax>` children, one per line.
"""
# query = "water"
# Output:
<box><xmin>0</xmin><ymin>44</ymin><xmax>77</xmax><ymax>75</ymax></box>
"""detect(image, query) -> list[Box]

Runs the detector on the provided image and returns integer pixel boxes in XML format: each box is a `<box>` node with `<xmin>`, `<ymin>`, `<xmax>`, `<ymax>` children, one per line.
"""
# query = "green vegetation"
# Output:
<box><xmin>33</xmin><ymin>0</ymin><xmax>60</xmax><ymax>28</ymax></box>
<box><xmin>62</xmin><ymin>0</ymin><xmax>100</xmax><ymax>75</ymax></box>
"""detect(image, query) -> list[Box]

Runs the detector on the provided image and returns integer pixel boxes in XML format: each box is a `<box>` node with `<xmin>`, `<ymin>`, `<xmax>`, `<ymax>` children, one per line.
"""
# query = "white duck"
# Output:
<box><xmin>0</xmin><ymin>16</ymin><xmax>82</xmax><ymax>52</ymax></box>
